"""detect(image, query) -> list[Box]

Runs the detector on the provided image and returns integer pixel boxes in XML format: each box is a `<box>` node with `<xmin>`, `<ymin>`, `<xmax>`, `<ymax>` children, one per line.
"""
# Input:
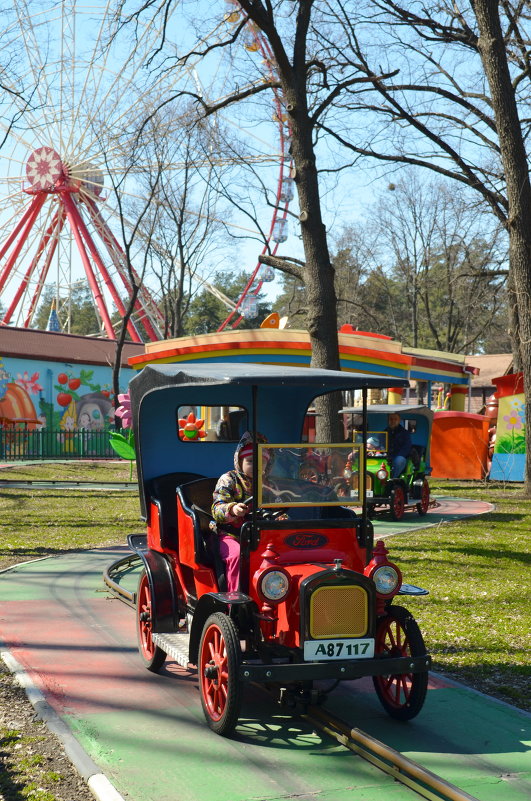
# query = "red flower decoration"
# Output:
<box><xmin>178</xmin><ymin>412</ymin><xmax>207</xmax><ymax>441</ymax></box>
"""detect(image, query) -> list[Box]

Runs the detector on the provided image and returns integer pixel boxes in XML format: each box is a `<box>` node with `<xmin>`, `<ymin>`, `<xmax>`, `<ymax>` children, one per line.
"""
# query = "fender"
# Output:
<box><xmin>387</xmin><ymin>478</ymin><xmax>407</xmax><ymax>494</ymax></box>
<box><xmin>189</xmin><ymin>592</ymin><xmax>257</xmax><ymax>664</ymax></box>
<box><xmin>411</xmin><ymin>476</ymin><xmax>426</xmax><ymax>499</ymax></box>
<box><xmin>131</xmin><ymin>545</ymin><xmax>180</xmax><ymax>634</ymax></box>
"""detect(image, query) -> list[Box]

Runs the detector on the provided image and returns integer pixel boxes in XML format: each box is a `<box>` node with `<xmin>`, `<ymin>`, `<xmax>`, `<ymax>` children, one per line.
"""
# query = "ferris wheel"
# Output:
<box><xmin>0</xmin><ymin>1</ymin><xmax>293</xmax><ymax>339</ymax></box>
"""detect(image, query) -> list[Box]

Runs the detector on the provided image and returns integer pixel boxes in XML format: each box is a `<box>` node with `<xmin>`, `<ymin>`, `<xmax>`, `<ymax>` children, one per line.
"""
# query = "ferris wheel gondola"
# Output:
<box><xmin>217</xmin><ymin>4</ymin><xmax>295</xmax><ymax>330</ymax></box>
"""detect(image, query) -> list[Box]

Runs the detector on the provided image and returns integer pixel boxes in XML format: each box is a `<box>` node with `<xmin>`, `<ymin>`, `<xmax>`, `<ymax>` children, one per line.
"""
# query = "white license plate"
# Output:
<box><xmin>303</xmin><ymin>638</ymin><xmax>375</xmax><ymax>661</ymax></box>
<box><xmin>366</xmin><ymin>490</ymin><xmax>374</xmax><ymax>497</ymax></box>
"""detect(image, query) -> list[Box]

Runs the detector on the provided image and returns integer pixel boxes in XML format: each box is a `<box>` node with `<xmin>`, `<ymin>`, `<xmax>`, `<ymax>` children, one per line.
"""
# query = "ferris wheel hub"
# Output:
<box><xmin>25</xmin><ymin>149</ymin><xmax>105</xmax><ymax>196</ymax></box>
<box><xmin>25</xmin><ymin>147</ymin><xmax>64</xmax><ymax>191</ymax></box>
<box><xmin>68</xmin><ymin>162</ymin><xmax>105</xmax><ymax>197</ymax></box>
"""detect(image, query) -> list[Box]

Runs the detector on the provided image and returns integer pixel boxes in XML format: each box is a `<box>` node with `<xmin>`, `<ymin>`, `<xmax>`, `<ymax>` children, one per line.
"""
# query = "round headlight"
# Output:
<box><xmin>260</xmin><ymin>569</ymin><xmax>290</xmax><ymax>602</ymax></box>
<box><xmin>376</xmin><ymin>468</ymin><xmax>388</xmax><ymax>481</ymax></box>
<box><xmin>373</xmin><ymin>565</ymin><xmax>399</xmax><ymax>595</ymax></box>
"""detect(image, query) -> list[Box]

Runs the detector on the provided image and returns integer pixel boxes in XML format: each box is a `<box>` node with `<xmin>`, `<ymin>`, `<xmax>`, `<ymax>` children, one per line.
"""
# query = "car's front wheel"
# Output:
<box><xmin>416</xmin><ymin>478</ymin><xmax>430</xmax><ymax>516</ymax></box>
<box><xmin>199</xmin><ymin>612</ymin><xmax>243</xmax><ymax>736</ymax></box>
<box><xmin>389</xmin><ymin>484</ymin><xmax>405</xmax><ymax>520</ymax></box>
<box><xmin>373</xmin><ymin>605</ymin><xmax>428</xmax><ymax>720</ymax></box>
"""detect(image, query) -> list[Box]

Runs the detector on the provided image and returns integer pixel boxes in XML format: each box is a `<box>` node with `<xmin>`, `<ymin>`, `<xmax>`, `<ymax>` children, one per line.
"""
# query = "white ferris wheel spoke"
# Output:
<box><xmin>13</xmin><ymin>0</ymin><xmax>59</xmax><ymax>151</ymax></box>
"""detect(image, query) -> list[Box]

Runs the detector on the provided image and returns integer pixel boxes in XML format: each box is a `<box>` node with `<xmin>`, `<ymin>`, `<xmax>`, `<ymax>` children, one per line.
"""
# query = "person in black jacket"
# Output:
<box><xmin>386</xmin><ymin>412</ymin><xmax>412</xmax><ymax>478</ymax></box>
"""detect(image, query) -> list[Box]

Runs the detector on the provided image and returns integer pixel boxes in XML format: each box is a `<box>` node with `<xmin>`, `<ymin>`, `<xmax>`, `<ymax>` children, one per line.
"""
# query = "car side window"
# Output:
<box><xmin>176</xmin><ymin>405</ymin><xmax>248</xmax><ymax>442</ymax></box>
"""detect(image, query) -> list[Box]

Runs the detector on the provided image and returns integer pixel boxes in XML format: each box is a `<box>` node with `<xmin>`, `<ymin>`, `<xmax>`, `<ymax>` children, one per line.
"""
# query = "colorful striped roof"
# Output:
<box><xmin>128</xmin><ymin>328</ymin><xmax>477</xmax><ymax>385</ymax></box>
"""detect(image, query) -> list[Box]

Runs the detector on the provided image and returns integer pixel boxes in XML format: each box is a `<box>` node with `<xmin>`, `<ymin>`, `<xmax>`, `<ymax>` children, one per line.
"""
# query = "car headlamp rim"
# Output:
<box><xmin>258</xmin><ymin>568</ymin><xmax>290</xmax><ymax>603</ymax></box>
<box><xmin>372</xmin><ymin>564</ymin><xmax>400</xmax><ymax>595</ymax></box>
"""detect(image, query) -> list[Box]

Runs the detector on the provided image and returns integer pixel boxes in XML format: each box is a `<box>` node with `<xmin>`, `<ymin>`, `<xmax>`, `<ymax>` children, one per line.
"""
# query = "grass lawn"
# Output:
<box><xmin>0</xmin><ymin>463</ymin><xmax>529</xmax><ymax>710</ymax></box>
<box><xmin>389</xmin><ymin>479</ymin><xmax>530</xmax><ymax>710</ymax></box>
<box><xmin>0</xmin><ymin>461</ymin><xmax>140</xmax><ymax>566</ymax></box>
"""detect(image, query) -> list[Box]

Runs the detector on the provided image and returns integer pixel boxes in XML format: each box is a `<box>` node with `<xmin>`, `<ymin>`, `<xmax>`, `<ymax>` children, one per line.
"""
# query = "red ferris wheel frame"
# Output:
<box><xmin>0</xmin><ymin>146</ymin><xmax>165</xmax><ymax>342</ymax></box>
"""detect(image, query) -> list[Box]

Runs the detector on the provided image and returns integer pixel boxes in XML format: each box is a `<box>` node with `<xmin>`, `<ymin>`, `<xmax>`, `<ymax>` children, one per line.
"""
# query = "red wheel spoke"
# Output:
<box><xmin>400</xmin><ymin>675</ymin><xmax>411</xmax><ymax>700</ymax></box>
<box><xmin>374</xmin><ymin>608</ymin><xmax>427</xmax><ymax>718</ymax></box>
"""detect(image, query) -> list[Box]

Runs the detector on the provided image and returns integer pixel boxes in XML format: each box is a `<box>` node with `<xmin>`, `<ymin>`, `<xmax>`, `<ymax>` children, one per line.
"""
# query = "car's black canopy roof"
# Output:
<box><xmin>130</xmin><ymin>362</ymin><xmax>410</xmax><ymax>394</ymax></box>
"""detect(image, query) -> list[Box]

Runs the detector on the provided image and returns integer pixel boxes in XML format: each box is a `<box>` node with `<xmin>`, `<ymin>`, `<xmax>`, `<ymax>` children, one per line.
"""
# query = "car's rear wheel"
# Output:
<box><xmin>416</xmin><ymin>479</ymin><xmax>430</xmax><ymax>516</ymax></box>
<box><xmin>389</xmin><ymin>484</ymin><xmax>405</xmax><ymax>520</ymax></box>
<box><xmin>199</xmin><ymin>612</ymin><xmax>242</xmax><ymax>736</ymax></box>
<box><xmin>137</xmin><ymin>571</ymin><xmax>166</xmax><ymax>672</ymax></box>
<box><xmin>373</xmin><ymin>605</ymin><xmax>428</xmax><ymax>720</ymax></box>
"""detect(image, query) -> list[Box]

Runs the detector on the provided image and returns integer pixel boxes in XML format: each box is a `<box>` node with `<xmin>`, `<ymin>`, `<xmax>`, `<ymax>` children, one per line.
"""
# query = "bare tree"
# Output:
<box><xmin>99</xmin><ymin>131</ymin><xmax>164</xmax><ymax>406</ymax></box>
<box><xmin>116</xmin><ymin>2</ymin><xmax>529</xmax><ymax>461</ymax></box>
<box><xmin>138</xmin><ymin>120</ymin><xmax>229</xmax><ymax>339</ymax></box>
<box><xmin>376</xmin><ymin>176</ymin><xmax>508</xmax><ymax>352</ymax></box>
<box><xmin>275</xmin><ymin>175</ymin><xmax>509</xmax><ymax>354</ymax></box>
<box><xmin>116</xmin><ymin>0</ymin><xmax>401</xmax><ymax>439</ymax></box>
<box><xmin>309</xmin><ymin>0</ymin><xmax>531</xmax><ymax>490</ymax></box>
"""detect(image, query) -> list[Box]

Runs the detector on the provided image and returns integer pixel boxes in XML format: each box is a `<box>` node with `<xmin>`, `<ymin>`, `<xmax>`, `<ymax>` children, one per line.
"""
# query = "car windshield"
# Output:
<box><xmin>352</xmin><ymin>431</ymin><xmax>388</xmax><ymax>453</ymax></box>
<box><xmin>257</xmin><ymin>443</ymin><xmax>363</xmax><ymax>507</ymax></box>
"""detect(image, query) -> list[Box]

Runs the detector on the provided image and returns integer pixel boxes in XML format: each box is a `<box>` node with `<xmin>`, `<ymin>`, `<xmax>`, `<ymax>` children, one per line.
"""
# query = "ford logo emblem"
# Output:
<box><xmin>285</xmin><ymin>533</ymin><xmax>328</xmax><ymax>549</ymax></box>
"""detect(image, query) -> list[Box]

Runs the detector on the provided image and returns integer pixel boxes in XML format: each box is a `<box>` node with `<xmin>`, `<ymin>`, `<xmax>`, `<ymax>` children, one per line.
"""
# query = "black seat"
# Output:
<box><xmin>177</xmin><ymin>478</ymin><xmax>227</xmax><ymax>591</ymax></box>
<box><xmin>409</xmin><ymin>446</ymin><xmax>425</xmax><ymax>468</ymax></box>
<box><xmin>146</xmin><ymin>471</ymin><xmax>203</xmax><ymax>549</ymax></box>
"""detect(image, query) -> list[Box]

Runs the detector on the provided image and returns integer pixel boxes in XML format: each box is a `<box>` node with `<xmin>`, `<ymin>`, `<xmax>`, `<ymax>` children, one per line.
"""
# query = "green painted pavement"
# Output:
<box><xmin>0</xmin><ymin>548</ymin><xmax>130</xmax><ymax>602</ymax></box>
<box><xmin>0</xmin><ymin>549</ymin><xmax>421</xmax><ymax>801</ymax></box>
<box><xmin>371</xmin><ymin>496</ymin><xmax>494</xmax><ymax>538</ymax></box>
<box><xmin>1</xmin><ymin>494</ymin><xmax>526</xmax><ymax>801</ymax></box>
<box><xmin>66</xmin><ymin>693</ymin><xmax>416</xmax><ymax>801</ymax></box>
<box><xmin>322</xmin><ymin>679</ymin><xmax>530</xmax><ymax>801</ymax></box>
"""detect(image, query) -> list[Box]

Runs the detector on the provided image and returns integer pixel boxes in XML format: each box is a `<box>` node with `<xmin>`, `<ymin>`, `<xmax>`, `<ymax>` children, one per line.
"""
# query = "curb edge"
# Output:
<box><xmin>0</xmin><ymin>648</ymin><xmax>127</xmax><ymax>801</ymax></box>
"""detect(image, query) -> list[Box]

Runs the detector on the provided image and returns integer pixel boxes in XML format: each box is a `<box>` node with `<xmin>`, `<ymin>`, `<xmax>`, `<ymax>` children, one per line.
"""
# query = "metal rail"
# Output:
<box><xmin>303</xmin><ymin>706</ymin><xmax>480</xmax><ymax>801</ymax></box>
<box><xmin>103</xmin><ymin>551</ymin><xmax>142</xmax><ymax>609</ymax></box>
<box><xmin>0</xmin><ymin>480</ymin><xmax>137</xmax><ymax>489</ymax></box>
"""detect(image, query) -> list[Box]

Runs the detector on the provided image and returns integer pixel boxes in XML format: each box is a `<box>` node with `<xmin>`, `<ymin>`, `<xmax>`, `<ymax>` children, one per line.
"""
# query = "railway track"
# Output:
<box><xmin>303</xmin><ymin>706</ymin><xmax>480</xmax><ymax>801</ymax></box>
<box><xmin>104</xmin><ymin>551</ymin><xmax>479</xmax><ymax>801</ymax></box>
<box><xmin>0</xmin><ymin>480</ymin><xmax>136</xmax><ymax>490</ymax></box>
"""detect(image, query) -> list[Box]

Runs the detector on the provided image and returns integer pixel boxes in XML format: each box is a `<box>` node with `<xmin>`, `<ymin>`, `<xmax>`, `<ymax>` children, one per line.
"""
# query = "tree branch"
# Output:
<box><xmin>259</xmin><ymin>253</ymin><xmax>304</xmax><ymax>280</ymax></box>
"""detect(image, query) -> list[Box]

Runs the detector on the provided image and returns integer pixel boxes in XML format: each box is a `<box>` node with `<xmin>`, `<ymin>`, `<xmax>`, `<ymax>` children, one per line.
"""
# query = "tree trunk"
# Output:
<box><xmin>281</xmin><ymin>82</ymin><xmax>343</xmax><ymax>440</ymax></box>
<box><xmin>473</xmin><ymin>0</ymin><xmax>531</xmax><ymax>494</ymax></box>
<box><xmin>112</xmin><ymin>281</ymin><xmax>141</xmax><ymax>424</ymax></box>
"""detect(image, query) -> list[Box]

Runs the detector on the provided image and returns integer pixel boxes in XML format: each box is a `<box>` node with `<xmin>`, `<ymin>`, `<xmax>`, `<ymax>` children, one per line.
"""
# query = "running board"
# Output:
<box><xmin>152</xmin><ymin>632</ymin><xmax>191</xmax><ymax>669</ymax></box>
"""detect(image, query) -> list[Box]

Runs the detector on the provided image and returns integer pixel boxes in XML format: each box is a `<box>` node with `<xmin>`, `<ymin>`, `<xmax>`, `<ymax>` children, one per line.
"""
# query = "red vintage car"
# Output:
<box><xmin>121</xmin><ymin>363</ymin><xmax>431</xmax><ymax>736</ymax></box>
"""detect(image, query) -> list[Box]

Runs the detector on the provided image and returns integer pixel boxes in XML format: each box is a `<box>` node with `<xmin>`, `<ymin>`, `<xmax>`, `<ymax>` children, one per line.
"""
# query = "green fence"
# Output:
<box><xmin>0</xmin><ymin>429</ymin><xmax>116</xmax><ymax>461</ymax></box>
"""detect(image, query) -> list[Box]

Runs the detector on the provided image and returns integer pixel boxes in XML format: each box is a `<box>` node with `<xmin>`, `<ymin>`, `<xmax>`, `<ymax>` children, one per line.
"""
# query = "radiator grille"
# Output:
<box><xmin>309</xmin><ymin>585</ymin><xmax>368</xmax><ymax>638</ymax></box>
<box><xmin>350</xmin><ymin>472</ymin><xmax>373</xmax><ymax>492</ymax></box>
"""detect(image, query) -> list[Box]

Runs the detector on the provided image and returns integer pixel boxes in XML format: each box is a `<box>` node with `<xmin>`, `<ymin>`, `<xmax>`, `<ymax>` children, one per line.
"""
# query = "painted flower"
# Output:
<box><xmin>16</xmin><ymin>371</ymin><xmax>43</xmax><ymax>394</ymax></box>
<box><xmin>503</xmin><ymin>412</ymin><xmax>522</xmax><ymax>430</ymax></box>
<box><xmin>517</xmin><ymin>401</ymin><xmax>526</xmax><ymax>424</ymax></box>
<box><xmin>115</xmin><ymin>392</ymin><xmax>132</xmax><ymax>429</ymax></box>
<box><xmin>0</xmin><ymin>366</ymin><xmax>9</xmax><ymax>400</ymax></box>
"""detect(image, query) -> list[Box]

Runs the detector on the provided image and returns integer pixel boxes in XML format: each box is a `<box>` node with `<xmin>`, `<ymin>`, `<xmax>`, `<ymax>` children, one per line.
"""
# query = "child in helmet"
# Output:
<box><xmin>366</xmin><ymin>436</ymin><xmax>383</xmax><ymax>455</ymax></box>
<box><xmin>211</xmin><ymin>431</ymin><xmax>268</xmax><ymax>592</ymax></box>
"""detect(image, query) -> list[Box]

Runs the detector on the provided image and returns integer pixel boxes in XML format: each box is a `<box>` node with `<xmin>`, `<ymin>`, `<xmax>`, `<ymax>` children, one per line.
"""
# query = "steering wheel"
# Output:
<box><xmin>254</xmin><ymin>506</ymin><xmax>288</xmax><ymax>521</ymax></box>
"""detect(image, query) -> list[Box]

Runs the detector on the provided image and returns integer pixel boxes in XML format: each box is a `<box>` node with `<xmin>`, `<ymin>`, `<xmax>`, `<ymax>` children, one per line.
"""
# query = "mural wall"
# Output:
<box><xmin>490</xmin><ymin>373</ymin><xmax>526</xmax><ymax>481</ymax></box>
<box><xmin>0</xmin><ymin>354</ymin><xmax>134</xmax><ymax>458</ymax></box>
